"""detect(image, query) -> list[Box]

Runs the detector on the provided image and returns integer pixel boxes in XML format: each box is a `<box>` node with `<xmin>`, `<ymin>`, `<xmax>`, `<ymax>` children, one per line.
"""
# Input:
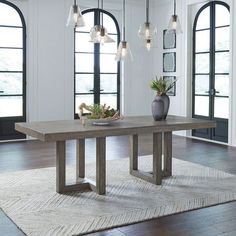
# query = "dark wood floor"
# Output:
<box><xmin>0</xmin><ymin>135</ymin><xmax>236</xmax><ymax>236</ymax></box>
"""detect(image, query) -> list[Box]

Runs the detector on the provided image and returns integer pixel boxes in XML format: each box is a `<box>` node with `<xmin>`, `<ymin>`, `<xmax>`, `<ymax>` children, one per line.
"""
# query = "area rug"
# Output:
<box><xmin>0</xmin><ymin>156</ymin><xmax>236</xmax><ymax>236</ymax></box>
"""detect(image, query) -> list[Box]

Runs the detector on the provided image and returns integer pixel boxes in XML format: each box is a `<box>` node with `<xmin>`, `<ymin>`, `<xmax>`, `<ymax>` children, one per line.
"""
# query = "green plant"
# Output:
<box><xmin>150</xmin><ymin>76</ymin><xmax>176</xmax><ymax>95</ymax></box>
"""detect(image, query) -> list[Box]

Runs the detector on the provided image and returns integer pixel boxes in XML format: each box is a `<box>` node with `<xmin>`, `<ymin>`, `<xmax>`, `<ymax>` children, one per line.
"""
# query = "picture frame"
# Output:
<box><xmin>163</xmin><ymin>76</ymin><xmax>176</xmax><ymax>96</ymax></box>
<box><xmin>163</xmin><ymin>29</ymin><xmax>176</xmax><ymax>49</ymax></box>
<box><xmin>163</xmin><ymin>52</ymin><xmax>176</xmax><ymax>72</ymax></box>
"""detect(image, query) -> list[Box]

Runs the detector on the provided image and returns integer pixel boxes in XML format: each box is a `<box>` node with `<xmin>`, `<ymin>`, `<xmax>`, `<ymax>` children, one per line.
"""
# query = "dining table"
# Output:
<box><xmin>15</xmin><ymin>115</ymin><xmax>216</xmax><ymax>195</ymax></box>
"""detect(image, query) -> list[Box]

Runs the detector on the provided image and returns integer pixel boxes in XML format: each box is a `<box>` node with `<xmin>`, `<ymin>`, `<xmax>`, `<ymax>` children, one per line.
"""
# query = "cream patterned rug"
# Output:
<box><xmin>0</xmin><ymin>156</ymin><xmax>236</xmax><ymax>236</ymax></box>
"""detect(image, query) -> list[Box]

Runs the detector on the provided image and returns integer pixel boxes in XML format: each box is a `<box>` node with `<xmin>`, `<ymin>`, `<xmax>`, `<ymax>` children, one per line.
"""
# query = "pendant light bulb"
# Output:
<box><xmin>66</xmin><ymin>0</ymin><xmax>85</xmax><ymax>28</ymax></box>
<box><xmin>145</xmin><ymin>39</ymin><xmax>151</xmax><ymax>51</ymax></box>
<box><xmin>167</xmin><ymin>0</ymin><xmax>182</xmax><ymax>34</ymax></box>
<box><xmin>115</xmin><ymin>41</ymin><xmax>133</xmax><ymax>61</ymax></box>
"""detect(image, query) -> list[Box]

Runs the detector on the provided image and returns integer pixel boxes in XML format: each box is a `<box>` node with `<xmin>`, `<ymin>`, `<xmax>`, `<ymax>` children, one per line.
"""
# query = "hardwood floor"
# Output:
<box><xmin>0</xmin><ymin>135</ymin><xmax>236</xmax><ymax>236</ymax></box>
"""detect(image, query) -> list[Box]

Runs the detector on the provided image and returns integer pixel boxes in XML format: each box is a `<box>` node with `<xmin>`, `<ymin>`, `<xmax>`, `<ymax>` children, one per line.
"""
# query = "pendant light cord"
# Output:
<box><xmin>122</xmin><ymin>0</ymin><xmax>126</xmax><ymax>41</ymax></box>
<box><xmin>101</xmin><ymin>0</ymin><xmax>104</xmax><ymax>26</ymax></box>
<box><xmin>146</xmin><ymin>0</ymin><xmax>149</xmax><ymax>23</ymax></box>
<box><xmin>174</xmin><ymin>0</ymin><xmax>176</xmax><ymax>15</ymax></box>
<box><xmin>74</xmin><ymin>0</ymin><xmax>76</xmax><ymax>6</ymax></box>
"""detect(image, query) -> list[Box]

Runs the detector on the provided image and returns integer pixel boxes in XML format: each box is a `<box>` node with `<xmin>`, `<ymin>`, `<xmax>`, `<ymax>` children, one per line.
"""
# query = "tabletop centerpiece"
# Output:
<box><xmin>150</xmin><ymin>76</ymin><xmax>177</xmax><ymax>121</ymax></box>
<box><xmin>79</xmin><ymin>103</ymin><xmax>122</xmax><ymax>125</ymax></box>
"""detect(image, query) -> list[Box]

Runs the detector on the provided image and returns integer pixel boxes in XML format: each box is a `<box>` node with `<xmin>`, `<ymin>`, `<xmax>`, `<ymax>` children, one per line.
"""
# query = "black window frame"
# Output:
<box><xmin>74</xmin><ymin>8</ymin><xmax>120</xmax><ymax>119</ymax></box>
<box><xmin>192</xmin><ymin>1</ymin><xmax>230</xmax><ymax>142</ymax></box>
<box><xmin>0</xmin><ymin>0</ymin><xmax>26</xmax><ymax>140</ymax></box>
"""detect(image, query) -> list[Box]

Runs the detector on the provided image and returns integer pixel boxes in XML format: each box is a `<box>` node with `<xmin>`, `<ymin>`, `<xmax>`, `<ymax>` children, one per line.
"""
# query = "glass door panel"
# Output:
<box><xmin>100</xmin><ymin>74</ymin><xmax>117</xmax><ymax>93</ymax></box>
<box><xmin>0</xmin><ymin>96</ymin><xmax>23</xmax><ymax>117</ymax></box>
<box><xmin>195</xmin><ymin>75</ymin><xmax>210</xmax><ymax>95</ymax></box>
<box><xmin>215</xmin><ymin>52</ymin><xmax>230</xmax><ymax>73</ymax></box>
<box><xmin>215</xmin><ymin>5</ymin><xmax>230</xmax><ymax>26</ymax></box>
<box><xmin>215</xmin><ymin>75</ymin><xmax>229</xmax><ymax>96</ymax></box>
<box><xmin>215</xmin><ymin>27</ymin><xmax>230</xmax><ymax>51</ymax></box>
<box><xmin>195</xmin><ymin>30</ymin><xmax>210</xmax><ymax>52</ymax></box>
<box><xmin>195</xmin><ymin>53</ymin><xmax>209</xmax><ymax>73</ymax></box>
<box><xmin>75</xmin><ymin>74</ymin><xmax>94</xmax><ymax>93</ymax></box>
<box><xmin>100</xmin><ymin>54</ymin><xmax>118</xmax><ymax>73</ymax></box>
<box><xmin>214</xmin><ymin>97</ymin><xmax>229</xmax><ymax>119</ymax></box>
<box><xmin>196</xmin><ymin>7</ymin><xmax>210</xmax><ymax>30</ymax></box>
<box><xmin>194</xmin><ymin>96</ymin><xmax>209</xmax><ymax>116</ymax></box>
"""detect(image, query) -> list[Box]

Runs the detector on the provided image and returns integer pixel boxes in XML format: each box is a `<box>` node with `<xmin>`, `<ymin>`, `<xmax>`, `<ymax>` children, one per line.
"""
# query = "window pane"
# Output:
<box><xmin>75</xmin><ymin>53</ymin><xmax>94</xmax><ymax>73</ymax></box>
<box><xmin>100</xmin><ymin>54</ymin><xmax>117</xmax><ymax>73</ymax></box>
<box><xmin>0</xmin><ymin>27</ymin><xmax>23</xmax><ymax>48</ymax></box>
<box><xmin>0</xmin><ymin>73</ymin><xmax>22</xmax><ymax>95</ymax></box>
<box><xmin>215</xmin><ymin>75</ymin><xmax>229</xmax><ymax>96</ymax></box>
<box><xmin>214</xmin><ymin>97</ymin><xmax>229</xmax><ymax>119</ymax></box>
<box><xmin>0</xmin><ymin>96</ymin><xmax>22</xmax><ymax>117</ymax></box>
<box><xmin>195</xmin><ymin>75</ymin><xmax>209</xmax><ymax>95</ymax></box>
<box><xmin>103</xmin><ymin>14</ymin><xmax>117</xmax><ymax>34</ymax></box>
<box><xmin>0</xmin><ymin>3</ymin><xmax>22</xmax><ymax>26</ymax></box>
<box><xmin>195</xmin><ymin>53</ymin><xmax>209</xmax><ymax>73</ymax></box>
<box><xmin>0</xmin><ymin>49</ymin><xmax>23</xmax><ymax>71</ymax></box>
<box><xmin>215</xmin><ymin>4</ymin><xmax>230</xmax><ymax>27</ymax></box>
<box><xmin>100</xmin><ymin>35</ymin><xmax>118</xmax><ymax>54</ymax></box>
<box><xmin>100</xmin><ymin>94</ymin><xmax>117</xmax><ymax>110</ymax></box>
<box><xmin>215</xmin><ymin>27</ymin><xmax>229</xmax><ymax>51</ymax></box>
<box><xmin>194</xmin><ymin>96</ymin><xmax>209</xmax><ymax>116</ymax></box>
<box><xmin>75</xmin><ymin>32</ymin><xmax>94</xmax><ymax>53</ymax></box>
<box><xmin>215</xmin><ymin>52</ymin><xmax>229</xmax><ymax>73</ymax></box>
<box><xmin>196</xmin><ymin>7</ymin><xmax>210</xmax><ymax>30</ymax></box>
<box><xmin>75</xmin><ymin>74</ymin><xmax>94</xmax><ymax>93</ymax></box>
<box><xmin>195</xmin><ymin>30</ymin><xmax>209</xmax><ymax>52</ymax></box>
<box><xmin>76</xmin><ymin>12</ymin><xmax>94</xmax><ymax>33</ymax></box>
<box><xmin>75</xmin><ymin>95</ymin><xmax>94</xmax><ymax>114</ymax></box>
<box><xmin>100</xmin><ymin>74</ymin><xmax>117</xmax><ymax>93</ymax></box>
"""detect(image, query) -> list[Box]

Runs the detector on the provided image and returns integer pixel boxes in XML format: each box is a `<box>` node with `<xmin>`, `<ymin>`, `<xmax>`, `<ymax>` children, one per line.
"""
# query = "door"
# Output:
<box><xmin>192</xmin><ymin>1</ymin><xmax>230</xmax><ymax>143</ymax></box>
<box><xmin>0</xmin><ymin>1</ymin><xmax>26</xmax><ymax>140</ymax></box>
<box><xmin>74</xmin><ymin>9</ymin><xmax>120</xmax><ymax>118</ymax></box>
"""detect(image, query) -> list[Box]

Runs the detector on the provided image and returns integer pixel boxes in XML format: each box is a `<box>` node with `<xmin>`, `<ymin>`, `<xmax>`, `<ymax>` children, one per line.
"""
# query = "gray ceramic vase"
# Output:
<box><xmin>152</xmin><ymin>94</ymin><xmax>170</xmax><ymax>121</ymax></box>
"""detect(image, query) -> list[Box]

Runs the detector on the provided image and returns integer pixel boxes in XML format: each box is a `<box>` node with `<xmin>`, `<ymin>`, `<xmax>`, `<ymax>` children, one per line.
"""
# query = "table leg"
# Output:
<box><xmin>56</xmin><ymin>141</ymin><xmax>66</xmax><ymax>193</ymax></box>
<box><xmin>153</xmin><ymin>132</ymin><xmax>162</xmax><ymax>185</ymax></box>
<box><xmin>76</xmin><ymin>139</ymin><xmax>85</xmax><ymax>179</ymax></box>
<box><xmin>129</xmin><ymin>134</ymin><xmax>138</xmax><ymax>173</ymax></box>
<box><xmin>96</xmin><ymin>137</ymin><xmax>106</xmax><ymax>195</ymax></box>
<box><xmin>163</xmin><ymin>132</ymin><xmax>172</xmax><ymax>177</ymax></box>
<box><xmin>56</xmin><ymin>139</ymin><xmax>95</xmax><ymax>194</ymax></box>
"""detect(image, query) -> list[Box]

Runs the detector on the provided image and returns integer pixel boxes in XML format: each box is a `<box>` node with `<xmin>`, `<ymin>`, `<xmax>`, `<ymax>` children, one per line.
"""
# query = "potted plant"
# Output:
<box><xmin>149</xmin><ymin>76</ymin><xmax>176</xmax><ymax>121</ymax></box>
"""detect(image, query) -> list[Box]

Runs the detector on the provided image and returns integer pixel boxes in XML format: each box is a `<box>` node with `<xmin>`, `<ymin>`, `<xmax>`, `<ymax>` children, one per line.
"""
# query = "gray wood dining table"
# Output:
<box><xmin>15</xmin><ymin>116</ymin><xmax>216</xmax><ymax>195</ymax></box>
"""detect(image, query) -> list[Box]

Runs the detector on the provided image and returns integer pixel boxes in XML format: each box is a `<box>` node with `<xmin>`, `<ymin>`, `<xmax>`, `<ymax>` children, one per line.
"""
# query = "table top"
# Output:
<box><xmin>15</xmin><ymin>115</ymin><xmax>216</xmax><ymax>142</ymax></box>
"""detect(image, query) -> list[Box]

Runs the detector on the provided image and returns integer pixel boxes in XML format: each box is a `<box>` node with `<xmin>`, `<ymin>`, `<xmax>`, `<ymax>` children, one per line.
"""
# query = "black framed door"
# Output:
<box><xmin>74</xmin><ymin>9</ymin><xmax>120</xmax><ymax>118</ymax></box>
<box><xmin>0</xmin><ymin>0</ymin><xmax>26</xmax><ymax>140</ymax></box>
<box><xmin>192</xmin><ymin>1</ymin><xmax>230</xmax><ymax>143</ymax></box>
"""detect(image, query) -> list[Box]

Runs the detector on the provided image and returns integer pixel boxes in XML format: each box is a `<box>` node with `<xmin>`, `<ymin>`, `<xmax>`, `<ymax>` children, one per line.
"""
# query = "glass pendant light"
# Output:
<box><xmin>66</xmin><ymin>0</ymin><xmax>85</xmax><ymax>27</ymax></box>
<box><xmin>89</xmin><ymin>0</ymin><xmax>115</xmax><ymax>44</ymax></box>
<box><xmin>115</xmin><ymin>0</ymin><xmax>133</xmax><ymax>61</ymax></box>
<box><xmin>167</xmin><ymin>0</ymin><xmax>182</xmax><ymax>34</ymax></box>
<box><xmin>138</xmin><ymin>0</ymin><xmax>157</xmax><ymax>50</ymax></box>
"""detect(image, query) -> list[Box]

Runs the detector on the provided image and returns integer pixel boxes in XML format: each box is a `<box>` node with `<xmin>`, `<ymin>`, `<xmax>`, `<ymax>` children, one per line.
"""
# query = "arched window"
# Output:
<box><xmin>192</xmin><ymin>1</ymin><xmax>230</xmax><ymax>143</ymax></box>
<box><xmin>74</xmin><ymin>9</ymin><xmax>120</xmax><ymax>118</ymax></box>
<box><xmin>0</xmin><ymin>0</ymin><xmax>26</xmax><ymax>140</ymax></box>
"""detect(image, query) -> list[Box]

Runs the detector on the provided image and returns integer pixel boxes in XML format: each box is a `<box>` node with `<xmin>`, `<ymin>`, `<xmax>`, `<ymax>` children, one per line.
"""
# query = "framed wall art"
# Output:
<box><xmin>163</xmin><ymin>52</ymin><xmax>176</xmax><ymax>72</ymax></box>
<box><xmin>163</xmin><ymin>76</ymin><xmax>176</xmax><ymax>96</ymax></box>
<box><xmin>163</xmin><ymin>30</ymin><xmax>176</xmax><ymax>49</ymax></box>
